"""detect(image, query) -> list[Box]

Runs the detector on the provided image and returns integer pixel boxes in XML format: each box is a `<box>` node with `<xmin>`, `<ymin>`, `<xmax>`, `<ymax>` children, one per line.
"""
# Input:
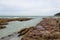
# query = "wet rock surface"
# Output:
<box><xmin>21</xmin><ymin>18</ymin><xmax>60</xmax><ymax>40</ymax></box>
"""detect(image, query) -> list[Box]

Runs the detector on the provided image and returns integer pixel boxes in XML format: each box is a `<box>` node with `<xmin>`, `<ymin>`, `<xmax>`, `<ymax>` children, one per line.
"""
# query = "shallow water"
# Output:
<box><xmin>0</xmin><ymin>17</ymin><xmax>43</xmax><ymax>40</ymax></box>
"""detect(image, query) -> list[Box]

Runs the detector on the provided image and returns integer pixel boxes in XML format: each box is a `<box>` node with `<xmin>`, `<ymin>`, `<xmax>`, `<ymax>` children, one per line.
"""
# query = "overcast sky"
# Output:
<box><xmin>0</xmin><ymin>0</ymin><xmax>60</xmax><ymax>16</ymax></box>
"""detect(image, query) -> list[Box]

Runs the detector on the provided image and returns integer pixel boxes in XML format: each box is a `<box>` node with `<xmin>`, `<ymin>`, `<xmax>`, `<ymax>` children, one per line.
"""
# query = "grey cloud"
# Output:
<box><xmin>0</xmin><ymin>0</ymin><xmax>60</xmax><ymax>16</ymax></box>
